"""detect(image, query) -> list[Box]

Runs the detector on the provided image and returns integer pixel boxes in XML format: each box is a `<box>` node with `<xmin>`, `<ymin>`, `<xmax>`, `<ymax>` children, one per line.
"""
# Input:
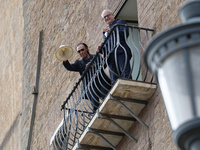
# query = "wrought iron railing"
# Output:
<box><xmin>51</xmin><ymin>24</ymin><xmax>155</xmax><ymax>150</ymax></box>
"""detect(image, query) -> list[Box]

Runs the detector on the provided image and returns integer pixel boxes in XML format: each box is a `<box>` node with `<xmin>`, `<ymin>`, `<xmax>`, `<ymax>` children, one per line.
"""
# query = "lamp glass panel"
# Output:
<box><xmin>190</xmin><ymin>46</ymin><xmax>200</xmax><ymax>116</ymax></box>
<box><xmin>158</xmin><ymin>50</ymin><xmax>194</xmax><ymax>130</ymax></box>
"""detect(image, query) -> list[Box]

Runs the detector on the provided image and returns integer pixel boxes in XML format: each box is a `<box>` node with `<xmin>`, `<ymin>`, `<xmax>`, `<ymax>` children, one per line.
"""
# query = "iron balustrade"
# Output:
<box><xmin>52</xmin><ymin>24</ymin><xmax>155</xmax><ymax>150</ymax></box>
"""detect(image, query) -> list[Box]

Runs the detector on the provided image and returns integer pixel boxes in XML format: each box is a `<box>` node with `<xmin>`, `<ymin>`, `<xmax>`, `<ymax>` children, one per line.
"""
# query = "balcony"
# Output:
<box><xmin>50</xmin><ymin>24</ymin><xmax>157</xmax><ymax>150</ymax></box>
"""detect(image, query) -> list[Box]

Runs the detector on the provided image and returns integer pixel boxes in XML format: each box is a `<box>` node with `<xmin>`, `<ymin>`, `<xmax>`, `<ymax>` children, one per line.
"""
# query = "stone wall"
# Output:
<box><xmin>0</xmin><ymin>0</ymin><xmax>188</xmax><ymax>149</ymax></box>
<box><xmin>117</xmin><ymin>0</ymin><xmax>186</xmax><ymax>150</ymax></box>
<box><xmin>22</xmin><ymin>0</ymin><xmax>121</xmax><ymax>149</ymax></box>
<box><xmin>138</xmin><ymin>0</ymin><xmax>184</xmax><ymax>31</ymax></box>
<box><xmin>0</xmin><ymin>0</ymin><xmax>23</xmax><ymax>150</ymax></box>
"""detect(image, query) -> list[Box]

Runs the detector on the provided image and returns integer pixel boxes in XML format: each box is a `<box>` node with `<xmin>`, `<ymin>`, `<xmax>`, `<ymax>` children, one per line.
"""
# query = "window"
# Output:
<box><xmin>115</xmin><ymin>0</ymin><xmax>142</xmax><ymax>81</ymax></box>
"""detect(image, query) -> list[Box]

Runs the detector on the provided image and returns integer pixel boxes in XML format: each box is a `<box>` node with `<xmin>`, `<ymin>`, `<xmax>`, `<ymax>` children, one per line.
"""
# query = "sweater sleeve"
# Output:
<box><xmin>63</xmin><ymin>60</ymin><xmax>80</xmax><ymax>72</ymax></box>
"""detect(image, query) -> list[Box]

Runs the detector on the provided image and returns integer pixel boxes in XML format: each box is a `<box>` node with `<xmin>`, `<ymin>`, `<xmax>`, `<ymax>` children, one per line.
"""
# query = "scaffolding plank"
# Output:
<box><xmin>72</xmin><ymin>79</ymin><xmax>156</xmax><ymax>150</ymax></box>
<box><xmin>78</xmin><ymin>127</ymin><xmax>123</xmax><ymax>148</ymax></box>
<box><xmin>110</xmin><ymin>79</ymin><xmax>157</xmax><ymax>100</ymax></box>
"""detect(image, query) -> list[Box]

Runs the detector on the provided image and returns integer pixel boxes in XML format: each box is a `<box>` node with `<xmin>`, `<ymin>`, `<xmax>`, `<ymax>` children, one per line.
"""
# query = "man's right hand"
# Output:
<box><xmin>102</xmin><ymin>27</ymin><xmax>110</xmax><ymax>33</ymax></box>
<box><xmin>96</xmin><ymin>45</ymin><xmax>101</xmax><ymax>53</ymax></box>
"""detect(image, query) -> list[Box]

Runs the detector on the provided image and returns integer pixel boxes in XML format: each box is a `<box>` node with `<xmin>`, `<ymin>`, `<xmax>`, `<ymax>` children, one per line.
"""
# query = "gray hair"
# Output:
<box><xmin>101</xmin><ymin>9</ymin><xmax>112</xmax><ymax>18</ymax></box>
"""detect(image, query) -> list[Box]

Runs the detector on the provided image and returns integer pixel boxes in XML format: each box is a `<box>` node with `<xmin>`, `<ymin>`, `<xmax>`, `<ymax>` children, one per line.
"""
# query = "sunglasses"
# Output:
<box><xmin>77</xmin><ymin>48</ymin><xmax>85</xmax><ymax>53</ymax></box>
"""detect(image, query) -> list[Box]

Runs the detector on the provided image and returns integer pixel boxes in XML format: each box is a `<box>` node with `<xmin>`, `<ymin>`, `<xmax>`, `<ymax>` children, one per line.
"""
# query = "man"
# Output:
<box><xmin>63</xmin><ymin>43</ymin><xmax>93</xmax><ymax>75</ymax></box>
<box><xmin>63</xmin><ymin>43</ymin><xmax>111</xmax><ymax>112</ymax></box>
<box><xmin>98</xmin><ymin>9</ymin><xmax>132</xmax><ymax>85</ymax></box>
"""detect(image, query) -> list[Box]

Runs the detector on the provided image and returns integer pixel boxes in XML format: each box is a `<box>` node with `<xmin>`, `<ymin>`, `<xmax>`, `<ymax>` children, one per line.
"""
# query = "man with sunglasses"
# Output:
<box><xmin>98</xmin><ymin>9</ymin><xmax>132</xmax><ymax>85</ymax></box>
<box><xmin>63</xmin><ymin>43</ymin><xmax>111</xmax><ymax>112</ymax></box>
<box><xmin>63</xmin><ymin>43</ymin><xmax>93</xmax><ymax>75</ymax></box>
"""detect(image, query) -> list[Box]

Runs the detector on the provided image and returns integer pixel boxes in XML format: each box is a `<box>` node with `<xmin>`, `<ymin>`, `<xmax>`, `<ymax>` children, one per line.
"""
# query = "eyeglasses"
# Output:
<box><xmin>77</xmin><ymin>48</ymin><xmax>85</xmax><ymax>53</ymax></box>
<box><xmin>103</xmin><ymin>14</ymin><xmax>112</xmax><ymax>19</ymax></box>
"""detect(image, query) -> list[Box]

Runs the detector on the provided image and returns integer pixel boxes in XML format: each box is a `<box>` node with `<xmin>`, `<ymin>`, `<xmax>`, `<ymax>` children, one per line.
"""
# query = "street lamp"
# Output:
<box><xmin>145</xmin><ymin>0</ymin><xmax>200</xmax><ymax>150</ymax></box>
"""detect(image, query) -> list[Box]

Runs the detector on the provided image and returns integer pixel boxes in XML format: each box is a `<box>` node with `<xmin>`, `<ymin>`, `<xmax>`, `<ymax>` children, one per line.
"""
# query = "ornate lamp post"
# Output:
<box><xmin>145</xmin><ymin>0</ymin><xmax>200</xmax><ymax>149</ymax></box>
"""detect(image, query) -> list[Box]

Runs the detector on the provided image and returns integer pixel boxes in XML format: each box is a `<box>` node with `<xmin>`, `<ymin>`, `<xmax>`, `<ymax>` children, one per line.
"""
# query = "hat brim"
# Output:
<box><xmin>56</xmin><ymin>46</ymin><xmax>73</xmax><ymax>61</ymax></box>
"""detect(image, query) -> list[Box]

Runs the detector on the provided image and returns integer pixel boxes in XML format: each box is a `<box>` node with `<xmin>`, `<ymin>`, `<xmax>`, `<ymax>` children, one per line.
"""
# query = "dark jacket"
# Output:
<box><xmin>63</xmin><ymin>54</ymin><xmax>94</xmax><ymax>76</ymax></box>
<box><xmin>103</xmin><ymin>19</ymin><xmax>132</xmax><ymax>58</ymax></box>
<box><xmin>63</xmin><ymin>54</ymin><xmax>111</xmax><ymax>100</ymax></box>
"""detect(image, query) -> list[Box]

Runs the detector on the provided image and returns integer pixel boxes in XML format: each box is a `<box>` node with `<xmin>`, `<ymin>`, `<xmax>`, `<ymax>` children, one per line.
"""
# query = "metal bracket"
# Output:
<box><xmin>110</xmin><ymin>95</ymin><xmax>149</xmax><ymax>129</ymax></box>
<box><xmin>97</xmin><ymin>113</ymin><xmax>138</xmax><ymax>143</ymax></box>
<box><xmin>88</xmin><ymin>127</ymin><xmax>118</xmax><ymax>150</ymax></box>
<box><xmin>32</xmin><ymin>86</ymin><xmax>38</xmax><ymax>94</ymax></box>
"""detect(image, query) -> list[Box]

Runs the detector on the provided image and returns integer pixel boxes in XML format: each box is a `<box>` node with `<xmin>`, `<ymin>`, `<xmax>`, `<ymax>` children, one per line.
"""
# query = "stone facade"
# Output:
<box><xmin>0</xmin><ymin>0</ymin><xmax>23</xmax><ymax>150</ymax></box>
<box><xmin>22</xmin><ymin>0</ymin><xmax>121</xmax><ymax>149</ymax></box>
<box><xmin>0</xmin><ymin>0</ymin><xmax>187</xmax><ymax>149</ymax></box>
<box><xmin>118</xmin><ymin>0</ymin><xmax>186</xmax><ymax>150</ymax></box>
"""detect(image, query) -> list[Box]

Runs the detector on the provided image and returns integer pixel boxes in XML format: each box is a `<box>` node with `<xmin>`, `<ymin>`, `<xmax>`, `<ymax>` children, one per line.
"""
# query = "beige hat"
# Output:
<box><xmin>56</xmin><ymin>45</ymin><xmax>73</xmax><ymax>61</ymax></box>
